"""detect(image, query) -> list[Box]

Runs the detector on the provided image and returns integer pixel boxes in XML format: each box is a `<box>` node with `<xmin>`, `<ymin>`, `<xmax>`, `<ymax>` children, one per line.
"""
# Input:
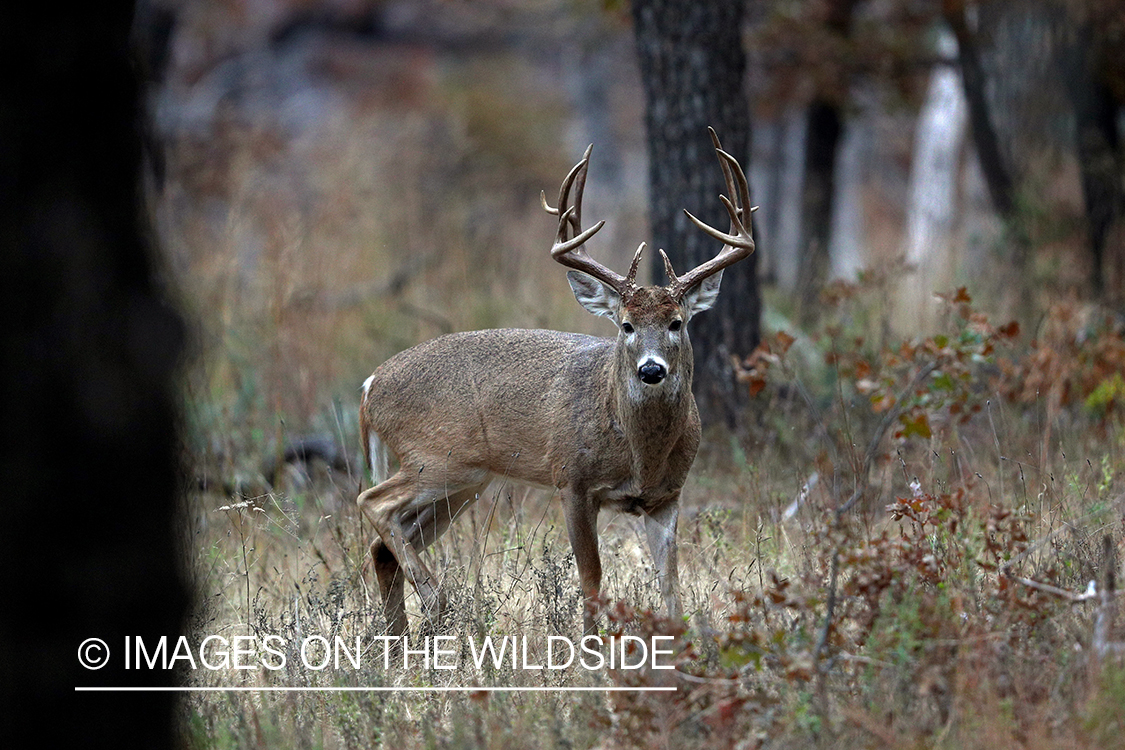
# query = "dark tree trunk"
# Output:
<box><xmin>796</xmin><ymin>0</ymin><xmax>856</xmax><ymax>325</ymax></box>
<box><xmin>1060</xmin><ymin>22</ymin><xmax>1124</xmax><ymax>301</ymax></box>
<box><xmin>797</xmin><ymin>99</ymin><xmax>843</xmax><ymax>324</ymax></box>
<box><xmin>0</xmin><ymin>3</ymin><xmax>187</xmax><ymax>747</ymax></box>
<box><xmin>943</xmin><ymin>0</ymin><xmax>1037</xmax><ymax>320</ymax></box>
<box><xmin>944</xmin><ymin>0</ymin><xmax>1017</xmax><ymax>220</ymax></box>
<box><xmin>632</xmin><ymin>0</ymin><xmax>759</xmax><ymax>430</ymax></box>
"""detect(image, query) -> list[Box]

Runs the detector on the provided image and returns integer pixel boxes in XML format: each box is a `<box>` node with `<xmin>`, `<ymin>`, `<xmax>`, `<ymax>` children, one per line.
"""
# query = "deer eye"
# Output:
<box><xmin>621</xmin><ymin>322</ymin><xmax>634</xmax><ymax>334</ymax></box>
<box><xmin>669</xmin><ymin>319</ymin><xmax>682</xmax><ymax>332</ymax></box>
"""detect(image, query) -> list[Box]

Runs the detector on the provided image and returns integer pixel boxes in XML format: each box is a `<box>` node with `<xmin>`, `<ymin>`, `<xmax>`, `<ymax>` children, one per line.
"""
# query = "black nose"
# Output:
<box><xmin>638</xmin><ymin>361</ymin><xmax>667</xmax><ymax>384</ymax></box>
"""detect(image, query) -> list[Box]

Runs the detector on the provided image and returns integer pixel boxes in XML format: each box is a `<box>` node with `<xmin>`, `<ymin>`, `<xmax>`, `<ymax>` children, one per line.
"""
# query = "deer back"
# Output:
<box><xmin>362</xmin><ymin>328</ymin><xmax>609</xmax><ymax>484</ymax></box>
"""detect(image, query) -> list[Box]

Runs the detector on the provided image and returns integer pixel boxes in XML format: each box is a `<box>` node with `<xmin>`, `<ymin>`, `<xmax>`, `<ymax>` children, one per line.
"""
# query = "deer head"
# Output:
<box><xmin>541</xmin><ymin>127</ymin><xmax>756</xmax><ymax>401</ymax></box>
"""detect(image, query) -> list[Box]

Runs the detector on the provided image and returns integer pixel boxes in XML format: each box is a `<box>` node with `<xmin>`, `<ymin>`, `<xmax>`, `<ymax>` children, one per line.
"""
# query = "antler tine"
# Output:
<box><xmin>541</xmin><ymin>145</ymin><xmax>592</xmax><ymax>237</ymax></box>
<box><xmin>540</xmin><ymin>190</ymin><xmax>558</xmax><ymax>215</ymax></box>
<box><xmin>541</xmin><ymin>156</ymin><xmax>582</xmax><ymax>218</ymax></box>
<box><xmin>543</xmin><ymin>146</ymin><xmax>627</xmax><ymax>293</ymax></box>
<box><xmin>708</xmin><ymin>127</ymin><xmax>738</xmax><ymax>219</ymax></box>
<box><xmin>658</xmin><ymin>248</ymin><xmax>677</xmax><ymax>284</ymax></box>
<box><xmin>684</xmin><ymin>192</ymin><xmax>756</xmax><ymax>248</ymax></box>
<box><xmin>668</xmin><ymin>131</ymin><xmax>757</xmax><ymax>299</ymax></box>
<box><xmin>624</xmin><ymin>242</ymin><xmax>646</xmax><ymax>287</ymax></box>
<box><xmin>552</xmin><ymin>208</ymin><xmax>606</xmax><ymax>257</ymax></box>
<box><xmin>571</xmin><ymin>144</ymin><xmax>591</xmax><ymax>234</ymax></box>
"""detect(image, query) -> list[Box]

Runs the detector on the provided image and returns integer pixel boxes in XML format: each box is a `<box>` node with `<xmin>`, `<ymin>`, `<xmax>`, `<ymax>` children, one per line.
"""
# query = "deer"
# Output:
<box><xmin>357</xmin><ymin>128</ymin><xmax>755</xmax><ymax>637</ymax></box>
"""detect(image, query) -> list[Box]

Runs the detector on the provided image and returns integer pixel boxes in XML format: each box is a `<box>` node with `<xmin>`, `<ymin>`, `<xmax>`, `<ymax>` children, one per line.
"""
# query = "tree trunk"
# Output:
<box><xmin>943</xmin><ymin>0</ymin><xmax>1016</xmax><ymax>220</ymax></box>
<box><xmin>943</xmin><ymin>0</ymin><xmax>1038</xmax><ymax>318</ymax></box>
<box><xmin>829</xmin><ymin>98</ymin><xmax>868</xmax><ymax>282</ymax></box>
<box><xmin>901</xmin><ymin>29</ymin><xmax>969</xmax><ymax>332</ymax></box>
<box><xmin>1059</xmin><ymin>20</ymin><xmax>1124</xmax><ymax>301</ymax></box>
<box><xmin>0</xmin><ymin>3</ymin><xmax>187</xmax><ymax>746</ymax></box>
<box><xmin>797</xmin><ymin>98</ymin><xmax>843</xmax><ymax>324</ymax></box>
<box><xmin>794</xmin><ymin>0</ymin><xmax>856</xmax><ymax>324</ymax></box>
<box><xmin>632</xmin><ymin>0</ymin><xmax>759</xmax><ymax>430</ymax></box>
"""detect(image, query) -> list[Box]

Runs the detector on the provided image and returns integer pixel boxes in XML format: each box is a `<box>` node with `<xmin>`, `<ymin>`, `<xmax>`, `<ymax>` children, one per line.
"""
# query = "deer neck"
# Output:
<box><xmin>608</xmin><ymin>354</ymin><xmax>692</xmax><ymax>491</ymax></box>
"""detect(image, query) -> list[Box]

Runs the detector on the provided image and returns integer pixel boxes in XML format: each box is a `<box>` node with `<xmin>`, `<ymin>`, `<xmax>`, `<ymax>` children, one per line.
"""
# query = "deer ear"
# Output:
<box><xmin>567</xmin><ymin>270</ymin><xmax>621</xmax><ymax>320</ymax></box>
<box><xmin>682</xmin><ymin>270</ymin><xmax>723</xmax><ymax>318</ymax></box>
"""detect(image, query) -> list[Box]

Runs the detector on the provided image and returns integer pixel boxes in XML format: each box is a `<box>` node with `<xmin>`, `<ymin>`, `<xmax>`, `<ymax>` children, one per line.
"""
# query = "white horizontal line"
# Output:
<box><xmin>75</xmin><ymin>686</ymin><xmax>676</xmax><ymax>693</ymax></box>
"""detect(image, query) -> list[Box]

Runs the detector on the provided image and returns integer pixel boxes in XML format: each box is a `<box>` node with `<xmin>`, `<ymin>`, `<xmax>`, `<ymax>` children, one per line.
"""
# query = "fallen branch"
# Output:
<box><xmin>1006</xmin><ymin>535</ymin><xmax>1122</xmax><ymax>660</ymax></box>
<box><xmin>1005</xmin><ymin>573</ymin><xmax>1100</xmax><ymax>602</ymax></box>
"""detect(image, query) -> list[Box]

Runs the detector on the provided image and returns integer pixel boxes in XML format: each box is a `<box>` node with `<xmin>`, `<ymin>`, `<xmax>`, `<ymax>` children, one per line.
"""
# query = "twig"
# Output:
<box><xmin>1007</xmin><ymin>536</ymin><xmax>1122</xmax><ymax>662</ymax></box>
<box><xmin>1006</xmin><ymin>573</ymin><xmax>1100</xmax><ymax>602</ymax></box>
<box><xmin>836</xmin><ymin>362</ymin><xmax>938</xmax><ymax>517</ymax></box>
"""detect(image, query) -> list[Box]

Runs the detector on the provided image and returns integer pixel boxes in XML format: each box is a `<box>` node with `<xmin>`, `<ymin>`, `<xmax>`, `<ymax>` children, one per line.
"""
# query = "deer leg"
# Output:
<box><xmin>563</xmin><ymin>494</ymin><xmax>602</xmax><ymax>636</ymax></box>
<box><xmin>644</xmin><ymin>500</ymin><xmax>681</xmax><ymax>623</ymax></box>
<box><xmin>357</xmin><ymin>473</ymin><xmax>445</xmax><ymax>629</ymax></box>
<box><xmin>403</xmin><ymin>485</ymin><xmax>484</xmax><ymax>551</ymax></box>
<box><xmin>359</xmin><ymin>472</ymin><xmax>485</xmax><ymax>633</ymax></box>
<box><xmin>370</xmin><ymin>538</ymin><xmax>407</xmax><ymax>636</ymax></box>
<box><xmin>397</xmin><ymin>485</ymin><xmax>484</xmax><ymax>631</ymax></box>
<box><xmin>359</xmin><ymin>475</ymin><xmax>420</xmax><ymax>634</ymax></box>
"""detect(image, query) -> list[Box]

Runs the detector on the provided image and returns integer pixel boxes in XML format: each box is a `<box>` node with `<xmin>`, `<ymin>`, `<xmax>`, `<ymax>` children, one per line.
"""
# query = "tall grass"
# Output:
<box><xmin>176</xmin><ymin>274</ymin><xmax>1124</xmax><ymax>747</ymax></box>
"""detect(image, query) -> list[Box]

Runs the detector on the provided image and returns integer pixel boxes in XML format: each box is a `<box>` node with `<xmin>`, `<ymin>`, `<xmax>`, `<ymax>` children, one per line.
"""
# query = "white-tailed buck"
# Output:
<box><xmin>358</xmin><ymin>128</ymin><xmax>755</xmax><ymax>635</ymax></box>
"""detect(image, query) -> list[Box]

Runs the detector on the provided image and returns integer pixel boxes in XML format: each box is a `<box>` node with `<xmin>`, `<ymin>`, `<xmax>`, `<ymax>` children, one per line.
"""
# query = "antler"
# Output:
<box><xmin>542</xmin><ymin>146</ymin><xmax>643</xmax><ymax>298</ymax></box>
<box><xmin>661</xmin><ymin>127</ymin><xmax>757</xmax><ymax>300</ymax></box>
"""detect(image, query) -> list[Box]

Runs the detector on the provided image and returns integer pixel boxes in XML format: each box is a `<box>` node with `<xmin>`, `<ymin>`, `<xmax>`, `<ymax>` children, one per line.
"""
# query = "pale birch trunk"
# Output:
<box><xmin>900</xmin><ymin>31</ymin><xmax>967</xmax><ymax>332</ymax></box>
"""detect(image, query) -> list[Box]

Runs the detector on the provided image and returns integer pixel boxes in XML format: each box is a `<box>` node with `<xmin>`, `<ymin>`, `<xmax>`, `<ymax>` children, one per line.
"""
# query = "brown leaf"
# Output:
<box><xmin>775</xmin><ymin>330</ymin><xmax>796</xmax><ymax>356</ymax></box>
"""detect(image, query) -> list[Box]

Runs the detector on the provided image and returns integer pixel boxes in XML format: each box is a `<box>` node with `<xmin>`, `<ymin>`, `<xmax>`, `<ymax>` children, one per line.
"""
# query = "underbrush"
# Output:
<box><xmin>180</xmin><ymin>281</ymin><xmax>1124</xmax><ymax>749</ymax></box>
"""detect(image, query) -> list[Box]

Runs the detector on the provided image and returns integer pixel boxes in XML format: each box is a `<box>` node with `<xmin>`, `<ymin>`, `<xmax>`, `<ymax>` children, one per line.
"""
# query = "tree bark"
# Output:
<box><xmin>632</xmin><ymin>0</ymin><xmax>759</xmax><ymax>430</ymax></box>
<box><xmin>943</xmin><ymin>0</ymin><xmax>1016</xmax><ymax>220</ymax></box>
<box><xmin>1059</xmin><ymin>20</ymin><xmax>1124</xmax><ymax>300</ymax></box>
<box><xmin>0</xmin><ymin>3</ymin><xmax>187</xmax><ymax>746</ymax></box>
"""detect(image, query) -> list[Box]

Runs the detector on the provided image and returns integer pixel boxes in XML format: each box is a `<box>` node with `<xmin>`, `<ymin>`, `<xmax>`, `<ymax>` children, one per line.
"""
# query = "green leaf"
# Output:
<box><xmin>931</xmin><ymin>372</ymin><xmax>956</xmax><ymax>392</ymax></box>
<box><xmin>899</xmin><ymin>412</ymin><xmax>932</xmax><ymax>439</ymax></box>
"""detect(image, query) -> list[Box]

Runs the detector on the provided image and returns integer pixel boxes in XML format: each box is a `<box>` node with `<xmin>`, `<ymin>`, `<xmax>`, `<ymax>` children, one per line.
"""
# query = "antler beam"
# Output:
<box><xmin>662</xmin><ymin>127</ymin><xmax>757</xmax><ymax>301</ymax></box>
<box><xmin>542</xmin><ymin>146</ymin><xmax>642</xmax><ymax>298</ymax></box>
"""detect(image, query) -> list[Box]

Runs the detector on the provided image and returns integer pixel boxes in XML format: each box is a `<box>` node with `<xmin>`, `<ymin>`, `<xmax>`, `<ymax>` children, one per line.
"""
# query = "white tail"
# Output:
<box><xmin>360</xmin><ymin>376</ymin><xmax>389</xmax><ymax>485</ymax></box>
<box><xmin>357</xmin><ymin>128</ymin><xmax>756</xmax><ymax>636</ymax></box>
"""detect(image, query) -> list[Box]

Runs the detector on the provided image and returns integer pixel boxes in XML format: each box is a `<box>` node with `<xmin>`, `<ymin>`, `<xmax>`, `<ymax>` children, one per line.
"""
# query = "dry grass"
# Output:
<box><xmin>175</xmin><ymin>277</ymin><xmax>1125</xmax><ymax>748</ymax></box>
<box><xmin>178</xmin><ymin>376</ymin><xmax>1125</xmax><ymax>748</ymax></box>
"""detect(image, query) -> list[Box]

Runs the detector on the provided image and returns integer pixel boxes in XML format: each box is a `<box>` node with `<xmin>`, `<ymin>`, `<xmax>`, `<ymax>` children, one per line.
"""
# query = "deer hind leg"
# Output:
<box><xmin>367</xmin><ymin>483</ymin><xmax>481</xmax><ymax>637</ymax></box>
<box><xmin>402</xmin><ymin>484</ymin><xmax>484</xmax><ymax>550</ymax></box>
<box><xmin>370</xmin><ymin>538</ymin><xmax>407</xmax><ymax>636</ymax></box>
<box><xmin>400</xmin><ymin>484</ymin><xmax>484</xmax><ymax>627</ymax></box>
<box><xmin>358</xmin><ymin>469</ymin><xmax>485</xmax><ymax>633</ymax></box>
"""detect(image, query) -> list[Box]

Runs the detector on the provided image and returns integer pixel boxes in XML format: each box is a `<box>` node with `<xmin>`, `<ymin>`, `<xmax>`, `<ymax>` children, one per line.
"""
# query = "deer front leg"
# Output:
<box><xmin>645</xmin><ymin>499</ymin><xmax>681</xmax><ymax>623</ymax></box>
<box><xmin>563</xmin><ymin>494</ymin><xmax>602</xmax><ymax>636</ymax></box>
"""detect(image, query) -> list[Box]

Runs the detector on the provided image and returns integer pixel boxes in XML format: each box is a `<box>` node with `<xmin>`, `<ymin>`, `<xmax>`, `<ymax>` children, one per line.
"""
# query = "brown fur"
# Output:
<box><xmin>358</xmin><ymin>316</ymin><xmax>697</xmax><ymax>636</ymax></box>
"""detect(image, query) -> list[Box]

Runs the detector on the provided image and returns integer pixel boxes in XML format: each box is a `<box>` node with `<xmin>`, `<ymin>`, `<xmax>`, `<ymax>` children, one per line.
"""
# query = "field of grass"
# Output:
<box><xmin>176</xmin><ymin>264</ymin><xmax>1125</xmax><ymax>747</ymax></box>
